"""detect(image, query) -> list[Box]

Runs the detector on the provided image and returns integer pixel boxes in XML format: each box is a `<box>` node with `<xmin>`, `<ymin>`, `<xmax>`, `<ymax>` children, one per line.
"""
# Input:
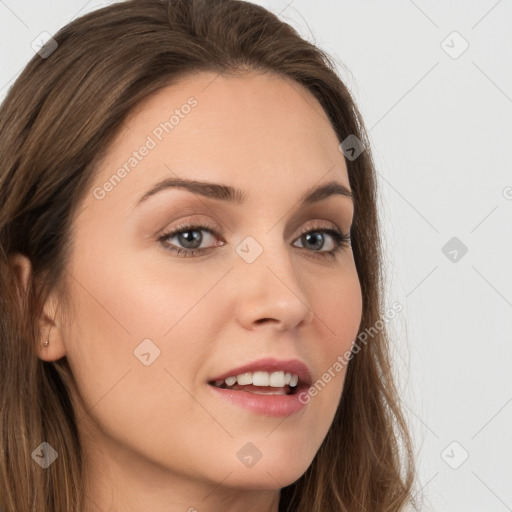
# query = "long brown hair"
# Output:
<box><xmin>0</xmin><ymin>1</ymin><xmax>417</xmax><ymax>510</ymax></box>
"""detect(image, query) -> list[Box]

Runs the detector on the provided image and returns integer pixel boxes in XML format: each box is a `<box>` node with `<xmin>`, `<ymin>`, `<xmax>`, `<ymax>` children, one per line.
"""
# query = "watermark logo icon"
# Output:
<box><xmin>134</xmin><ymin>338</ymin><xmax>161</xmax><ymax>366</ymax></box>
<box><xmin>31</xmin><ymin>32</ymin><xmax>58</xmax><ymax>59</ymax></box>
<box><xmin>236</xmin><ymin>236</ymin><xmax>263</xmax><ymax>264</ymax></box>
<box><xmin>441</xmin><ymin>31</ymin><xmax>469</xmax><ymax>59</ymax></box>
<box><xmin>32</xmin><ymin>442</ymin><xmax>58</xmax><ymax>469</ymax></box>
<box><xmin>339</xmin><ymin>134</ymin><xmax>365</xmax><ymax>161</ymax></box>
<box><xmin>442</xmin><ymin>236</ymin><xmax>468</xmax><ymax>263</ymax></box>
<box><xmin>236</xmin><ymin>442</ymin><xmax>263</xmax><ymax>468</ymax></box>
<box><xmin>441</xmin><ymin>441</ymin><xmax>469</xmax><ymax>469</ymax></box>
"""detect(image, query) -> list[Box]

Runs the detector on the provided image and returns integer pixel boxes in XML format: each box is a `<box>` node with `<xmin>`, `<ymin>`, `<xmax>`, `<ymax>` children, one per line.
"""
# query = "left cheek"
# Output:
<box><xmin>311</xmin><ymin>274</ymin><xmax>362</xmax><ymax>394</ymax></box>
<box><xmin>318</xmin><ymin>278</ymin><xmax>362</xmax><ymax>348</ymax></box>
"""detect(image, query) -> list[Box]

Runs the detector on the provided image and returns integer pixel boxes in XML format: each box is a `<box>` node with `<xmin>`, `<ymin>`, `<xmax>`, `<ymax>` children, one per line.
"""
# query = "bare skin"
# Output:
<box><xmin>14</xmin><ymin>71</ymin><xmax>362</xmax><ymax>511</ymax></box>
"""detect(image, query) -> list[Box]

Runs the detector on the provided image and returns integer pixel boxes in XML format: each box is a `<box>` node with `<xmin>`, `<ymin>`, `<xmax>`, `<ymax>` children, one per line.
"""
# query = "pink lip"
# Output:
<box><xmin>208</xmin><ymin>357</ymin><xmax>313</xmax><ymax>386</ymax></box>
<box><xmin>207</xmin><ymin>357</ymin><xmax>313</xmax><ymax>417</ymax></box>
<box><xmin>208</xmin><ymin>384</ymin><xmax>310</xmax><ymax>417</ymax></box>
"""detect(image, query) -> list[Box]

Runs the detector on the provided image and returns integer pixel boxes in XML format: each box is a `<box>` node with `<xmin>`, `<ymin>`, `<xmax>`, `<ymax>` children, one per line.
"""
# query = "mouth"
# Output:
<box><xmin>208</xmin><ymin>372</ymin><xmax>303</xmax><ymax>396</ymax></box>
<box><xmin>206</xmin><ymin>358</ymin><xmax>313</xmax><ymax>416</ymax></box>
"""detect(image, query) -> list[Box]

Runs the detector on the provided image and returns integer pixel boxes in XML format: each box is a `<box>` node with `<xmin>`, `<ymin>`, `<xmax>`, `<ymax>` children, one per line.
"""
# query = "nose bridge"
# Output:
<box><xmin>232</xmin><ymin>227</ymin><xmax>314</xmax><ymax>330</ymax></box>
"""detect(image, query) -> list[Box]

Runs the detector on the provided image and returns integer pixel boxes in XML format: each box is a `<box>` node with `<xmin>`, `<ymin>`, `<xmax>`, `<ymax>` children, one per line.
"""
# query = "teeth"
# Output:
<box><xmin>252</xmin><ymin>371</ymin><xmax>269</xmax><ymax>386</ymax></box>
<box><xmin>269</xmin><ymin>371</ymin><xmax>285</xmax><ymax>387</ymax></box>
<box><xmin>225</xmin><ymin>376</ymin><xmax>237</xmax><ymax>386</ymax></box>
<box><xmin>237</xmin><ymin>372</ymin><xmax>252</xmax><ymax>385</ymax></box>
<box><xmin>214</xmin><ymin>370</ymin><xmax>300</xmax><ymax>388</ymax></box>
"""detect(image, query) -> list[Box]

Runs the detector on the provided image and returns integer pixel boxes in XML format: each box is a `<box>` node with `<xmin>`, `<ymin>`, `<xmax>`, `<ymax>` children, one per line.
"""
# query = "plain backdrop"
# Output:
<box><xmin>1</xmin><ymin>1</ymin><xmax>511</xmax><ymax>510</ymax></box>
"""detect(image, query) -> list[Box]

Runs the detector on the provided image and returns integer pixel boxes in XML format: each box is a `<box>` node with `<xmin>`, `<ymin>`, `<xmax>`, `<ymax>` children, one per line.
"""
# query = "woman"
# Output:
<box><xmin>0</xmin><ymin>0</ymin><xmax>417</xmax><ymax>510</ymax></box>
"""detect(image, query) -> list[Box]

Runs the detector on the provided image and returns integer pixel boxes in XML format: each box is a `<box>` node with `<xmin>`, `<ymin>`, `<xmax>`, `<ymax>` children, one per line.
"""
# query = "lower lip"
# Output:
<box><xmin>207</xmin><ymin>384</ymin><xmax>309</xmax><ymax>417</ymax></box>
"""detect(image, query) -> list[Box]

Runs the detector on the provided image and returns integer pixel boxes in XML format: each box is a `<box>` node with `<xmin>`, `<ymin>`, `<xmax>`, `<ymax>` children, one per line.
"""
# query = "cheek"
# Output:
<box><xmin>302</xmin><ymin>262</ymin><xmax>362</xmax><ymax>410</ymax></box>
<box><xmin>60</xmin><ymin>258</ymin><xmax>215</xmax><ymax>460</ymax></box>
<box><xmin>310</xmin><ymin>260</ymin><xmax>363</xmax><ymax>350</ymax></box>
<box><xmin>68</xmin><ymin>246</ymin><xmax>219</xmax><ymax>341</ymax></box>
<box><xmin>61</xmin><ymin>249</ymin><xmax>221</xmax><ymax>406</ymax></box>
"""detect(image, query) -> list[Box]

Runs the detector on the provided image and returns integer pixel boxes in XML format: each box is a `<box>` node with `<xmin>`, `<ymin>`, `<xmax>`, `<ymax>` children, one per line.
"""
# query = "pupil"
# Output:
<box><xmin>178</xmin><ymin>230</ymin><xmax>201</xmax><ymax>249</ymax></box>
<box><xmin>304</xmin><ymin>232</ymin><xmax>323</xmax><ymax>250</ymax></box>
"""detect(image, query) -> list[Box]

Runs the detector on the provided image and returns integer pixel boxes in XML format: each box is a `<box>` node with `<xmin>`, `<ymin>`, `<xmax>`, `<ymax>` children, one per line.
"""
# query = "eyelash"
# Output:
<box><xmin>158</xmin><ymin>221</ymin><xmax>351</xmax><ymax>260</ymax></box>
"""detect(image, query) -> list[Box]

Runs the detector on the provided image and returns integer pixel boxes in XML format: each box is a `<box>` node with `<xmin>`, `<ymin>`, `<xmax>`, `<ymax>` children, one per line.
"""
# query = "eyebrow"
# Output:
<box><xmin>134</xmin><ymin>177</ymin><xmax>353</xmax><ymax>208</ymax></box>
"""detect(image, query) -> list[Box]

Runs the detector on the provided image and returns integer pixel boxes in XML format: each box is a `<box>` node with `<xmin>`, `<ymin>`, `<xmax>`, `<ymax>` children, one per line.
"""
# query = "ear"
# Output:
<box><xmin>9</xmin><ymin>253</ymin><xmax>67</xmax><ymax>361</ymax></box>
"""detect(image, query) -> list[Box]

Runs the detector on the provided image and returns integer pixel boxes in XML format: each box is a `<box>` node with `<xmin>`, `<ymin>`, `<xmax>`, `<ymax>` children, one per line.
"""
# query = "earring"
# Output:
<box><xmin>43</xmin><ymin>338</ymin><xmax>49</xmax><ymax>347</ymax></box>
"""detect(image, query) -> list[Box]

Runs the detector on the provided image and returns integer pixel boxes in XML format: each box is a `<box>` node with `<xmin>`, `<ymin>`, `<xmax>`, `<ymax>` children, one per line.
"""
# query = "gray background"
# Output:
<box><xmin>1</xmin><ymin>1</ymin><xmax>511</xmax><ymax>510</ymax></box>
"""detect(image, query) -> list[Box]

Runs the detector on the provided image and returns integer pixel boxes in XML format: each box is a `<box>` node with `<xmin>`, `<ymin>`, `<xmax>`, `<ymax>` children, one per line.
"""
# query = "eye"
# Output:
<box><xmin>292</xmin><ymin>226</ymin><xmax>351</xmax><ymax>260</ymax></box>
<box><xmin>158</xmin><ymin>222</ymin><xmax>351</xmax><ymax>259</ymax></box>
<box><xmin>158</xmin><ymin>222</ymin><xmax>223</xmax><ymax>258</ymax></box>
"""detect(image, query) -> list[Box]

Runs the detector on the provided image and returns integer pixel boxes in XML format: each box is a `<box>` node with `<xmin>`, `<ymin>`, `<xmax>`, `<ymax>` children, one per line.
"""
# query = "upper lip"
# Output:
<box><xmin>208</xmin><ymin>357</ymin><xmax>313</xmax><ymax>387</ymax></box>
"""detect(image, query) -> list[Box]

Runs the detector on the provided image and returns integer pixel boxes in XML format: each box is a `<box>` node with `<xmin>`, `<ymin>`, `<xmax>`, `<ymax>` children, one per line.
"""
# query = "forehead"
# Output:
<box><xmin>88</xmin><ymin>71</ymin><xmax>349</xmax><ymax>211</ymax></box>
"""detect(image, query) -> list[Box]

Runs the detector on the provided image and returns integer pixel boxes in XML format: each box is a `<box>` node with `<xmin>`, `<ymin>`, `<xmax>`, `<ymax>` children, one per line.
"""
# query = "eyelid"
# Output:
<box><xmin>157</xmin><ymin>217</ymin><xmax>350</xmax><ymax>261</ymax></box>
<box><xmin>157</xmin><ymin>216</ymin><xmax>221</xmax><ymax>238</ymax></box>
<box><xmin>159</xmin><ymin>217</ymin><xmax>344</xmax><ymax>242</ymax></box>
<box><xmin>295</xmin><ymin>219</ymin><xmax>344</xmax><ymax>236</ymax></box>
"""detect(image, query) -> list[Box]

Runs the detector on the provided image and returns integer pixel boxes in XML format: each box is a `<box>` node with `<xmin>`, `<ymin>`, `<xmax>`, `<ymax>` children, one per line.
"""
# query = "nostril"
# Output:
<box><xmin>254</xmin><ymin>318</ymin><xmax>275</xmax><ymax>325</ymax></box>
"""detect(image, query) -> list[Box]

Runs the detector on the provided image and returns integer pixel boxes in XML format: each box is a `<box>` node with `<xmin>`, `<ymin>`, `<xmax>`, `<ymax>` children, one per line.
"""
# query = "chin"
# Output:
<box><xmin>204</xmin><ymin>445</ymin><xmax>316</xmax><ymax>491</ymax></box>
<box><xmin>221</xmin><ymin>464</ymin><xmax>309</xmax><ymax>491</ymax></box>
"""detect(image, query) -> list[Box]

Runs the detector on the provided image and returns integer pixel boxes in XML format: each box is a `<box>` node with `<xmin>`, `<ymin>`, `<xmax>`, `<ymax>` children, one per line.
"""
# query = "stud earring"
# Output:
<box><xmin>43</xmin><ymin>338</ymin><xmax>49</xmax><ymax>347</ymax></box>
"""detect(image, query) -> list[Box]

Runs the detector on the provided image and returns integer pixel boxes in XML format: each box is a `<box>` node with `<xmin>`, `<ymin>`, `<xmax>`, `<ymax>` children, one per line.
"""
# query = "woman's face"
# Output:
<box><xmin>50</xmin><ymin>71</ymin><xmax>362</xmax><ymax>508</ymax></box>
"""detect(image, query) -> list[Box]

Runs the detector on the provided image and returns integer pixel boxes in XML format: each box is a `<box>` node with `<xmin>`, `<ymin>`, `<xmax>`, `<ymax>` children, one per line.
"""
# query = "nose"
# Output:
<box><xmin>232</xmin><ymin>239</ymin><xmax>315</xmax><ymax>332</ymax></box>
